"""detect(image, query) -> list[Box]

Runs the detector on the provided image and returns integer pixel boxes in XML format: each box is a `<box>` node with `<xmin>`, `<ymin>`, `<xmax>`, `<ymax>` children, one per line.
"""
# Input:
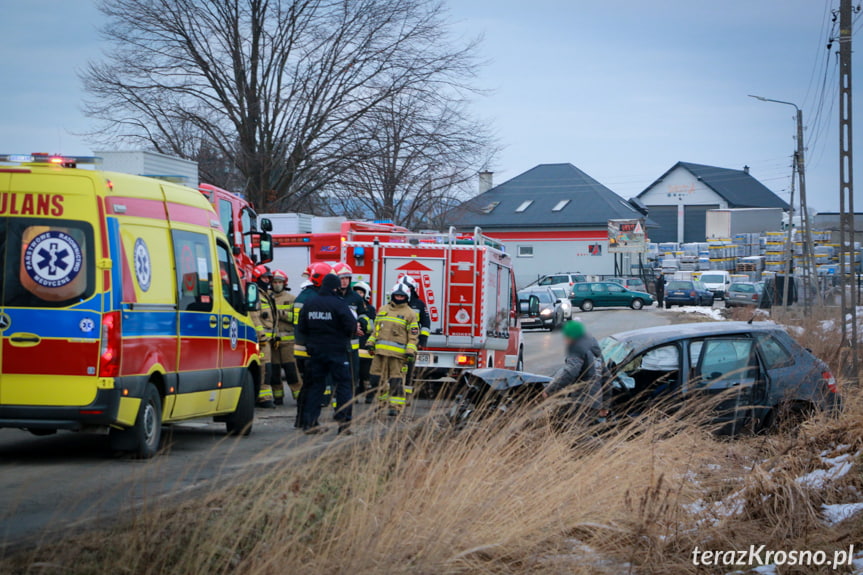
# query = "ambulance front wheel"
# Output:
<box><xmin>110</xmin><ymin>384</ymin><xmax>163</xmax><ymax>459</ymax></box>
<box><xmin>225</xmin><ymin>370</ymin><xmax>255</xmax><ymax>436</ymax></box>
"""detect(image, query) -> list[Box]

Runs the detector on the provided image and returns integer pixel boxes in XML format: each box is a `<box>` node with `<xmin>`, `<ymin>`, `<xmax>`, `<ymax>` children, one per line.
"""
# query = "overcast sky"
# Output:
<box><xmin>0</xmin><ymin>0</ymin><xmax>857</xmax><ymax>210</ymax></box>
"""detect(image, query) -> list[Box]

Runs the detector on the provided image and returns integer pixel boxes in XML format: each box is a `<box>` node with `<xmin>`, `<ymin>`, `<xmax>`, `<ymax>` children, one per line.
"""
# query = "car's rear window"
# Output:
<box><xmin>731</xmin><ymin>284</ymin><xmax>756</xmax><ymax>293</ymax></box>
<box><xmin>2</xmin><ymin>218</ymin><xmax>95</xmax><ymax>308</ymax></box>
<box><xmin>667</xmin><ymin>281</ymin><xmax>692</xmax><ymax>290</ymax></box>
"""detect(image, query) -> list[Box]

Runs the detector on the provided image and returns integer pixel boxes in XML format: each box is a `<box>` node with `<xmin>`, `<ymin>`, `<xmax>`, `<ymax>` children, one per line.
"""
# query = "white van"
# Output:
<box><xmin>698</xmin><ymin>271</ymin><xmax>732</xmax><ymax>300</ymax></box>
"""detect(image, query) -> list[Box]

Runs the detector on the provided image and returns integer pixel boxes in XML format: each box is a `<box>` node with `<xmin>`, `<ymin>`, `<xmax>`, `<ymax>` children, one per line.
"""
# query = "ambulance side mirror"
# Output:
<box><xmin>528</xmin><ymin>295</ymin><xmax>540</xmax><ymax>317</ymax></box>
<box><xmin>246</xmin><ymin>283</ymin><xmax>259</xmax><ymax>312</ymax></box>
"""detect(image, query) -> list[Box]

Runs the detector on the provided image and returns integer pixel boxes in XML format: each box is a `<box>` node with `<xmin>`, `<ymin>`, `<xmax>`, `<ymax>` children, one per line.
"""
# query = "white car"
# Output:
<box><xmin>536</xmin><ymin>272</ymin><xmax>586</xmax><ymax>289</ymax></box>
<box><xmin>551</xmin><ymin>287</ymin><xmax>573</xmax><ymax>319</ymax></box>
<box><xmin>699</xmin><ymin>271</ymin><xmax>732</xmax><ymax>300</ymax></box>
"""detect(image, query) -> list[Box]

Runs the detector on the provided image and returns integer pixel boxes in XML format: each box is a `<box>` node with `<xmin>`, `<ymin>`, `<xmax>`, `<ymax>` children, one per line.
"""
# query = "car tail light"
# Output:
<box><xmin>99</xmin><ymin>311</ymin><xmax>122</xmax><ymax>378</ymax></box>
<box><xmin>456</xmin><ymin>354</ymin><xmax>477</xmax><ymax>367</ymax></box>
<box><xmin>752</xmin><ymin>294</ymin><xmax>759</xmax><ymax>301</ymax></box>
<box><xmin>823</xmin><ymin>371</ymin><xmax>838</xmax><ymax>393</ymax></box>
<box><xmin>690</xmin><ymin>291</ymin><xmax>697</xmax><ymax>297</ymax></box>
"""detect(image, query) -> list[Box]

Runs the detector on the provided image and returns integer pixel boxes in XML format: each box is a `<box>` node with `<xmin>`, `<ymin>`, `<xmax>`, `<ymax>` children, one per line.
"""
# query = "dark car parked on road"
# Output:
<box><xmin>664</xmin><ymin>279</ymin><xmax>714</xmax><ymax>308</ymax></box>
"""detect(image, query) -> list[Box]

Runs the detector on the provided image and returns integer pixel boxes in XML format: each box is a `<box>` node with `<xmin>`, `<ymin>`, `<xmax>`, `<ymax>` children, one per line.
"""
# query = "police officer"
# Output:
<box><xmin>268</xmin><ymin>270</ymin><xmax>301</xmax><ymax>405</ymax></box>
<box><xmin>297</xmin><ymin>273</ymin><xmax>357</xmax><ymax>434</ymax></box>
<box><xmin>398</xmin><ymin>275</ymin><xmax>430</xmax><ymax>399</ymax></box>
<box><xmin>352</xmin><ymin>281</ymin><xmax>376</xmax><ymax>403</ymax></box>
<box><xmin>292</xmin><ymin>262</ymin><xmax>332</xmax><ymax>427</ymax></box>
<box><xmin>250</xmin><ymin>270</ymin><xmax>277</xmax><ymax>409</ymax></box>
<box><xmin>366</xmin><ymin>283</ymin><xmax>419</xmax><ymax>416</ymax></box>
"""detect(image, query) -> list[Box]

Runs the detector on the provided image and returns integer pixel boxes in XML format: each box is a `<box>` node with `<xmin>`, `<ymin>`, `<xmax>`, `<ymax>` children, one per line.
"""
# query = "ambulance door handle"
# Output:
<box><xmin>9</xmin><ymin>333</ymin><xmax>41</xmax><ymax>347</ymax></box>
<box><xmin>209</xmin><ymin>315</ymin><xmax>218</xmax><ymax>329</ymax></box>
<box><xmin>222</xmin><ymin>316</ymin><xmax>231</xmax><ymax>328</ymax></box>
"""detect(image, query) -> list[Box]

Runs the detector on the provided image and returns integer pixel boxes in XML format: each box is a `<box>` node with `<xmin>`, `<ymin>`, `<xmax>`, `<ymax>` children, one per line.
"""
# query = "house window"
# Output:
<box><xmin>481</xmin><ymin>201</ymin><xmax>500</xmax><ymax>214</ymax></box>
<box><xmin>517</xmin><ymin>245</ymin><xmax>534</xmax><ymax>258</ymax></box>
<box><xmin>552</xmin><ymin>199</ymin><xmax>571</xmax><ymax>212</ymax></box>
<box><xmin>515</xmin><ymin>200</ymin><xmax>533</xmax><ymax>213</ymax></box>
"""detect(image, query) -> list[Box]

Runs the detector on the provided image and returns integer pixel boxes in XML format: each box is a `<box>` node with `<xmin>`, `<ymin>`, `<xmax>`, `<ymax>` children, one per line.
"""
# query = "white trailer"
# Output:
<box><xmin>706</xmin><ymin>208</ymin><xmax>784</xmax><ymax>239</ymax></box>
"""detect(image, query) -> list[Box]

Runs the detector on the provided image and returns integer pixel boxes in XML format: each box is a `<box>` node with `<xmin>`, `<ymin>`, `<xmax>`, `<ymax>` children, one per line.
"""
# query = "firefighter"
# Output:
<box><xmin>366</xmin><ymin>283</ymin><xmax>419</xmax><ymax>416</ymax></box>
<box><xmin>398</xmin><ymin>275</ymin><xmax>430</xmax><ymax>400</ymax></box>
<box><xmin>297</xmin><ymin>273</ymin><xmax>357</xmax><ymax>434</ymax></box>
<box><xmin>352</xmin><ymin>281</ymin><xmax>376</xmax><ymax>403</ymax></box>
<box><xmin>292</xmin><ymin>262</ymin><xmax>332</xmax><ymax>427</ymax></box>
<box><xmin>250</xmin><ymin>269</ymin><xmax>277</xmax><ymax>409</ymax></box>
<box><xmin>268</xmin><ymin>270</ymin><xmax>301</xmax><ymax>405</ymax></box>
<box><xmin>253</xmin><ymin>264</ymin><xmax>273</xmax><ymax>292</ymax></box>
<box><xmin>332</xmin><ymin>262</ymin><xmax>367</xmax><ymax>392</ymax></box>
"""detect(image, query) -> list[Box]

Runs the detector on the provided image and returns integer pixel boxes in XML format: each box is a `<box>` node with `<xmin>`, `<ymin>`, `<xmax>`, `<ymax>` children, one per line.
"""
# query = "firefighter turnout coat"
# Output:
<box><xmin>271</xmin><ymin>288</ymin><xmax>297</xmax><ymax>363</ymax></box>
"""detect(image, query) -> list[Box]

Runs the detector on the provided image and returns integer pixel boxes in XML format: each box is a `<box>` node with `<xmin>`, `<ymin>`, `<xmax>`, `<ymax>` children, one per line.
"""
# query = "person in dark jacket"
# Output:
<box><xmin>543</xmin><ymin>320</ymin><xmax>608</xmax><ymax>422</ymax></box>
<box><xmin>352</xmin><ymin>281</ymin><xmax>377</xmax><ymax>403</ymax></box>
<box><xmin>297</xmin><ymin>273</ymin><xmax>357</xmax><ymax>434</ymax></box>
<box><xmin>655</xmin><ymin>272</ymin><xmax>666</xmax><ymax>309</ymax></box>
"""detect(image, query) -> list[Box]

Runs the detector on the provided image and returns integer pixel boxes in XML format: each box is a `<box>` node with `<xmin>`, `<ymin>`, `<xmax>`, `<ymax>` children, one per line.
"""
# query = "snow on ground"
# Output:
<box><xmin>673</xmin><ymin>306</ymin><xmax>725</xmax><ymax>321</ymax></box>
<box><xmin>796</xmin><ymin>450</ymin><xmax>857</xmax><ymax>489</ymax></box>
<box><xmin>822</xmin><ymin>502</ymin><xmax>863</xmax><ymax>526</ymax></box>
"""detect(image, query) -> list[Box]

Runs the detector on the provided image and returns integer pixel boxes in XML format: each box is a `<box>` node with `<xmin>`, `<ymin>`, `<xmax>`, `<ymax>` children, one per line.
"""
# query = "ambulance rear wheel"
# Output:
<box><xmin>110</xmin><ymin>384</ymin><xmax>162</xmax><ymax>459</ymax></box>
<box><xmin>226</xmin><ymin>371</ymin><xmax>255</xmax><ymax>436</ymax></box>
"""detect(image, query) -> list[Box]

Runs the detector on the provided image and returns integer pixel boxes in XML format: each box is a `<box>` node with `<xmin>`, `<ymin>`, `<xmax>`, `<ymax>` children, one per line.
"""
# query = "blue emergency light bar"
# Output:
<box><xmin>0</xmin><ymin>153</ymin><xmax>102</xmax><ymax>168</ymax></box>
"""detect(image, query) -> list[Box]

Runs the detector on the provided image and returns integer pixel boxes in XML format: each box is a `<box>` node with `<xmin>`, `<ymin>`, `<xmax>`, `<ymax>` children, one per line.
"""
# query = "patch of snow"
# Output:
<box><xmin>822</xmin><ymin>502</ymin><xmax>863</xmax><ymax>526</ymax></box>
<box><xmin>753</xmin><ymin>566</ymin><xmax>778</xmax><ymax>575</ymax></box>
<box><xmin>797</xmin><ymin>450</ymin><xmax>857</xmax><ymax>489</ymax></box>
<box><xmin>674</xmin><ymin>306</ymin><xmax>725</xmax><ymax>321</ymax></box>
<box><xmin>852</xmin><ymin>550</ymin><xmax>863</xmax><ymax>574</ymax></box>
<box><xmin>820</xmin><ymin>319</ymin><xmax>836</xmax><ymax>331</ymax></box>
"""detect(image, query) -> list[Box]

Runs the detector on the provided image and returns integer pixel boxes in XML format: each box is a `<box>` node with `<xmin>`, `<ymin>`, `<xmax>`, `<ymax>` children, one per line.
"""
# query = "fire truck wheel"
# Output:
<box><xmin>110</xmin><ymin>384</ymin><xmax>162</xmax><ymax>459</ymax></box>
<box><xmin>226</xmin><ymin>371</ymin><xmax>255</xmax><ymax>436</ymax></box>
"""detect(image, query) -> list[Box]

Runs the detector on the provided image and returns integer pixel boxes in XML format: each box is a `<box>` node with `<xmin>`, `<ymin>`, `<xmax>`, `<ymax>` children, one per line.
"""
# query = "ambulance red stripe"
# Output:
<box><xmin>3</xmin><ymin>340</ymin><xmax>100</xmax><ymax>376</ymax></box>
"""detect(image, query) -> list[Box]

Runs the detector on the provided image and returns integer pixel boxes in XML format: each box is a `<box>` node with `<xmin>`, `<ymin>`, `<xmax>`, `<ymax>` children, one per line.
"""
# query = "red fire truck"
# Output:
<box><xmin>272</xmin><ymin>222</ymin><xmax>524</xmax><ymax>380</ymax></box>
<box><xmin>199</xmin><ymin>183</ymin><xmax>272</xmax><ymax>281</ymax></box>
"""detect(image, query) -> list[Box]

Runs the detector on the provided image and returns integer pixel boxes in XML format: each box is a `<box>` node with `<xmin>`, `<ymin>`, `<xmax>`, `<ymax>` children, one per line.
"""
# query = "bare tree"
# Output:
<box><xmin>83</xmin><ymin>0</ymin><xmax>481</xmax><ymax>212</ymax></box>
<box><xmin>324</xmin><ymin>89</ymin><xmax>496</xmax><ymax>229</ymax></box>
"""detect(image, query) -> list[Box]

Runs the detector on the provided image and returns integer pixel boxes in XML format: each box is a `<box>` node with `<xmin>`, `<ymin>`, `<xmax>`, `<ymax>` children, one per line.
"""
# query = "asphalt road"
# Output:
<box><xmin>0</xmin><ymin>306</ymin><xmax>674</xmax><ymax>548</ymax></box>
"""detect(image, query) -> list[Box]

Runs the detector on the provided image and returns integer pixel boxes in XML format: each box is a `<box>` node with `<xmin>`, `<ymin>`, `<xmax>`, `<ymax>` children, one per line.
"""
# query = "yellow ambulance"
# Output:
<box><xmin>0</xmin><ymin>154</ymin><xmax>269</xmax><ymax>457</ymax></box>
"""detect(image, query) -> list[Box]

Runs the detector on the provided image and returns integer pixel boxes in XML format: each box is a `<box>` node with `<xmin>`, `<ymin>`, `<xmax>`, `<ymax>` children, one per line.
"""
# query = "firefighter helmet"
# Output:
<box><xmin>302</xmin><ymin>266</ymin><xmax>311</xmax><ymax>278</ymax></box>
<box><xmin>399</xmin><ymin>275</ymin><xmax>419</xmax><ymax>291</ymax></box>
<box><xmin>252</xmin><ymin>265</ymin><xmax>272</xmax><ymax>281</ymax></box>
<box><xmin>352</xmin><ymin>281</ymin><xmax>371</xmax><ymax>299</ymax></box>
<box><xmin>300</xmin><ymin>280</ymin><xmax>313</xmax><ymax>290</ymax></box>
<box><xmin>272</xmin><ymin>269</ymin><xmax>288</xmax><ymax>282</ymax></box>
<box><xmin>332</xmin><ymin>262</ymin><xmax>353</xmax><ymax>277</ymax></box>
<box><xmin>390</xmin><ymin>282</ymin><xmax>411</xmax><ymax>303</ymax></box>
<box><xmin>308</xmin><ymin>262</ymin><xmax>333</xmax><ymax>287</ymax></box>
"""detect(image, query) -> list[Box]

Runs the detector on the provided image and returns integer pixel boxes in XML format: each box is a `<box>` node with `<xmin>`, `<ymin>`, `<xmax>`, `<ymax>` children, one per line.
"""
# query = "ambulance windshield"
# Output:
<box><xmin>1</xmin><ymin>219</ymin><xmax>95</xmax><ymax>307</ymax></box>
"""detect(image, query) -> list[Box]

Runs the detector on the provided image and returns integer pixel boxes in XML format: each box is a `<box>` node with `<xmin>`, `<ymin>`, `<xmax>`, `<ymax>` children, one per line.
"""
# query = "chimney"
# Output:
<box><xmin>743</xmin><ymin>165</ymin><xmax>750</xmax><ymax>174</ymax></box>
<box><xmin>478</xmin><ymin>171</ymin><xmax>493</xmax><ymax>194</ymax></box>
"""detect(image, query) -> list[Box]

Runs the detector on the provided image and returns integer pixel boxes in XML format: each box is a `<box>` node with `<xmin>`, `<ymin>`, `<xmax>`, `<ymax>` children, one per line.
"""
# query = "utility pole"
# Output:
<box><xmin>748</xmin><ymin>94</ymin><xmax>819</xmax><ymax>313</ymax></box>
<box><xmin>838</xmin><ymin>0</ymin><xmax>858</xmax><ymax>383</ymax></box>
<box><xmin>782</xmin><ymin>155</ymin><xmax>796</xmax><ymax>312</ymax></box>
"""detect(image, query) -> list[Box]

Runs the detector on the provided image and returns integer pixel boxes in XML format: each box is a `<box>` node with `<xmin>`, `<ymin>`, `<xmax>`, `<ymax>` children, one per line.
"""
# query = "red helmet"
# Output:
<box><xmin>252</xmin><ymin>265</ymin><xmax>270</xmax><ymax>281</ymax></box>
<box><xmin>220</xmin><ymin>268</ymin><xmax>230</xmax><ymax>283</ymax></box>
<box><xmin>302</xmin><ymin>266</ymin><xmax>311</xmax><ymax>278</ymax></box>
<box><xmin>308</xmin><ymin>262</ymin><xmax>333</xmax><ymax>287</ymax></box>
<box><xmin>332</xmin><ymin>262</ymin><xmax>353</xmax><ymax>277</ymax></box>
<box><xmin>272</xmin><ymin>270</ymin><xmax>288</xmax><ymax>283</ymax></box>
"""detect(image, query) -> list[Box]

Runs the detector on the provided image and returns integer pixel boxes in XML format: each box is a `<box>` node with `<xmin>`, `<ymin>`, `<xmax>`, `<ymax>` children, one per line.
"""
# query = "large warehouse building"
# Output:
<box><xmin>450</xmin><ymin>163</ymin><xmax>647</xmax><ymax>287</ymax></box>
<box><xmin>638</xmin><ymin>161</ymin><xmax>789</xmax><ymax>243</ymax></box>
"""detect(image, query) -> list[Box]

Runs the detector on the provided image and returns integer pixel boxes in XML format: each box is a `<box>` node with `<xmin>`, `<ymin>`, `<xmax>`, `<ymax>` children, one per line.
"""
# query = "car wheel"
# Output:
<box><xmin>580</xmin><ymin>300</ymin><xmax>594</xmax><ymax>312</ymax></box>
<box><xmin>110</xmin><ymin>383</ymin><xmax>162</xmax><ymax>459</ymax></box>
<box><xmin>630</xmin><ymin>298</ymin><xmax>644</xmax><ymax>310</ymax></box>
<box><xmin>225</xmin><ymin>370</ymin><xmax>255</xmax><ymax>436</ymax></box>
<box><xmin>665</xmin><ymin>302</ymin><xmax>672</xmax><ymax>309</ymax></box>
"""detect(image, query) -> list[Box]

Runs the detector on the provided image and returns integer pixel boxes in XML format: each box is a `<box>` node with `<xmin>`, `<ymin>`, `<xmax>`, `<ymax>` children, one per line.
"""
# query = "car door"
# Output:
<box><xmin>687</xmin><ymin>337</ymin><xmax>764</xmax><ymax>435</ymax></box>
<box><xmin>604</xmin><ymin>282</ymin><xmax>627</xmax><ymax>306</ymax></box>
<box><xmin>589</xmin><ymin>283</ymin><xmax>608</xmax><ymax>307</ymax></box>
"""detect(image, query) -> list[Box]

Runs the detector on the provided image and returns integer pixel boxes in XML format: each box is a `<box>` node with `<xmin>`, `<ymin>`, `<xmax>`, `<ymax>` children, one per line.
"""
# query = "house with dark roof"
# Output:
<box><xmin>638</xmin><ymin>161</ymin><xmax>790</xmax><ymax>243</ymax></box>
<box><xmin>450</xmin><ymin>163</ymin><xmax>646</xmax><ymax>287</ymax></box>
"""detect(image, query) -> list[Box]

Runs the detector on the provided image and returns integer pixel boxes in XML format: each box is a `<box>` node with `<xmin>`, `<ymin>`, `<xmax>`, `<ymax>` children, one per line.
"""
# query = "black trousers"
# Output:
<box><xmin>301</xmin><ymin>351</ymin><xmax>353</xmax><ymax>428</ymax></box>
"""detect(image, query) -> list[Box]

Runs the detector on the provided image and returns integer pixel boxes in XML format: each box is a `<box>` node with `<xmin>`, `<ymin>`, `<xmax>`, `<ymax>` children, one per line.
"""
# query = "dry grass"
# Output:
<box><xmin>2</xmin><ymin>314</ymin><xmax>863</xmax><ymax>574</ymax></box>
